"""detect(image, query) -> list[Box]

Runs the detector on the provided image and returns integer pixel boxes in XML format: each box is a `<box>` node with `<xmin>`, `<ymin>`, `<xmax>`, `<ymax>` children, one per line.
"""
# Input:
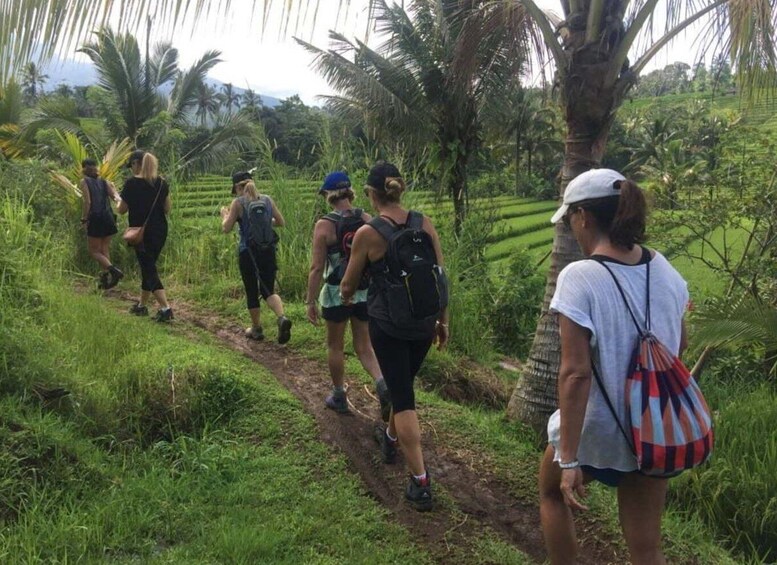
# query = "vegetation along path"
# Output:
<box><xmin>99</xmin><ymin>287</ymin><xmax>621</xmax><ymax>564</ymax></box>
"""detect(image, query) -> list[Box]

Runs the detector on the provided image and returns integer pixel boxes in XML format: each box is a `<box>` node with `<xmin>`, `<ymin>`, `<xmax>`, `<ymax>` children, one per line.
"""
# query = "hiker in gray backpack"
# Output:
<box><xmin>304</xmin><ymin>171</ymin><xmax>391</xmax><ymax>418</ymax></box>
<box><xmin>221</xmin><ymin>171</ymin><xmax>292</xmax><ymax>344</ymax></box>
<box><xmin>79</xmin><ymin>158</ymin><xmax>123</xmax><ymax>289</ymax></box>
<box><xmin>341</xmin><ymin>162</ymin><xmax>449</xmax><ymax>512</ymax></box>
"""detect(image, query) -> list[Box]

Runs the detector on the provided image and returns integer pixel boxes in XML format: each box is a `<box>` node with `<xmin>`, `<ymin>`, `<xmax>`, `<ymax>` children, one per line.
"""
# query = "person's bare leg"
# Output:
<box><xmin>393</xmin><ymin>410</ymin><xmax>424</xmax><ymax>476</ymax></box>
<box><xmin>265</xmin><ymin>293</ymin><xmax>285</xmax><ymax>318</ymax></box>
<box><xmin>539</xmin><ymin>446</ymin><xmax>579</xmax><ymax>564</ymax></box>
<box><xmin>139</xmin><ymin>290</ymin><xmax>151</xmax><ymax>306</ymax></box>
<box><xmin>152</xmin><ymin>289</ymin><xmax>169</xmax><ymax>309</ymax></box>
<box><xmin>248</xmin><ymin>307</ymin><xmax>261</xmax><ymax>330</ymax></box>
<box><xmin>100</xmin><ymin>237</ymin><xmax>113</xmax><ymax>266</ymax></box>
<box><xmin>87</xmin><ymin>236</ymin><xmax>111</xmax><ymax>270</ymax></box>
<box><xmin>350</xmin><ymin>319</ymin><xmax>383</xmax><ymax>382</ymax></box>
<box><xmin>618</xmin><ymin>474</ymin><xmax>668</xmax><ymax>565</ymax></box>
<box><xmin>326</xmin><ymin>320</ymin><xmax>347</xmax><ymax>388</ymax></box>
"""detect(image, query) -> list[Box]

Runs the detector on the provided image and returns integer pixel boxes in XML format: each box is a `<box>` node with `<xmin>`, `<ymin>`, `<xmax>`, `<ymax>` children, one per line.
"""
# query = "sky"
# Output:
<box><xmin>61</xmin><ymin>0</ymin><xmax>707</xmax><ymax>106</ymax></box>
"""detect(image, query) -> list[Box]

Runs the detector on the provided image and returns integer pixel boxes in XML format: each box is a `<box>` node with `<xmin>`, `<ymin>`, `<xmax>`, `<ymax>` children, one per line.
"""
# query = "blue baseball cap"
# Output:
<box><xmin>319</xmin><ymin>171</ymin><xmax>351</xmax><ymax>194</ymax></box>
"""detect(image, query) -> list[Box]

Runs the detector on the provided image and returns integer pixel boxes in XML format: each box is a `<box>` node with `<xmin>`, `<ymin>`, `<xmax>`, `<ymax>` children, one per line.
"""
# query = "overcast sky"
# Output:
<box><xmin>67</xmin><ymin>0</ymin><xmax>706</xmax><ymax>105</ymax></box>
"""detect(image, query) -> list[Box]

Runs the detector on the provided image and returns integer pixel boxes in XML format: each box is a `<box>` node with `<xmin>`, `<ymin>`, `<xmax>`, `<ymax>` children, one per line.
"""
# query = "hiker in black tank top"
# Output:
<box><xmin>340</xmin><ymin>162</ymin><xmax>449</xmax><ymax>512</ymax></box>
<box><xmin>78</xmin><ymin>159</ymin><xmax>123</xmax><ymax>289</ymax></box>
<box><xmin>117</xmin><ymin>151</ymin><xmax>174</xmax><ymax>322</ymax></box>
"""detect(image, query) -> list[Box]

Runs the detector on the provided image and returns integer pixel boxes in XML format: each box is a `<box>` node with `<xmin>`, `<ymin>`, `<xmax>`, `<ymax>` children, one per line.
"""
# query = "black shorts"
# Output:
<box><xmin>86</xmin><ymin>214</ymin><xmax>118</xmax><ymax>238</ymax></box>
<box><xmin>322</xmin><ymin>302</ymin><xmax>369</xmax><ymax>323</ymax></box>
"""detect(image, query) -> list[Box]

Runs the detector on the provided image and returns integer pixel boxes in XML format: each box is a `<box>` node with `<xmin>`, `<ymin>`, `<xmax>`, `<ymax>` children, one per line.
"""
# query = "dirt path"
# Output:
<box><xmin>104</xmin><ymin>289</ymin><xmax>619</xmax><ymax>564</ymax></box>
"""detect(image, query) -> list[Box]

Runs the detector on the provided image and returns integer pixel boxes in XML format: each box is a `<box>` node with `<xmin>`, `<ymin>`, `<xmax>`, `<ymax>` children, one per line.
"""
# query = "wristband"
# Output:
<box><xmin>558</xmin><ymin>460</ymin><xmax>580</xmax><ymax>470</ymax></box>
<box><xmin>436</xmin><ymin>321</ymin><xmax>448</xmax><ymax>328</ymax></box>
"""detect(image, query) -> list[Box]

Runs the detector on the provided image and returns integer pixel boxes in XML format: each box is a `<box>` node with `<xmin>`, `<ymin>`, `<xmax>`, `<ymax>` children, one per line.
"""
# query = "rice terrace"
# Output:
<box><xmin>1</xmin><ymin>1</ymin><xmax>776</xmax><ymax>564</ymax></box>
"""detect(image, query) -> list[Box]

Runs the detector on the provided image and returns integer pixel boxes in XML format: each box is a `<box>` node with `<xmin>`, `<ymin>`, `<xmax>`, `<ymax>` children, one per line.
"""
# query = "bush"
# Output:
<box><xmin>516</xmin><ymin>172</ymin><xmax>555</xmax><ymax>200</ymax></box>
<box><xmin>488</xmin><ymin>250</ymin><xmax>544</xmax><ymax>359</ymax></box>
<box><xmin>470</xmin><ymin>169</ymin><xmax>513</xmax><ymax>198</ymax></box>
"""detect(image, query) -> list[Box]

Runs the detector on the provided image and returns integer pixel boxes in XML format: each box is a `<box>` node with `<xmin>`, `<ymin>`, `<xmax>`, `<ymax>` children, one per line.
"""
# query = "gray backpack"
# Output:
<box><xmin>241</xmin><ymin>195</ymin><xmax>275</xmax><ymax>249</ymax></box>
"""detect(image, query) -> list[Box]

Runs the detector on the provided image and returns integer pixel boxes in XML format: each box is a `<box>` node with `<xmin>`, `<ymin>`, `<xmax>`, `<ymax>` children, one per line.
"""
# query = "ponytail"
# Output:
<box><xmin>609</xmin><ymin>180</ymin><xmax>647</xmax><ymax>248</ymax></box>
<box><xmin>140</xmin><ymin>153</ymin><xmax>159</xmax><ymax>185</ymax></box>
<box><xmin>240</xmin><ymin>180</ymin><xmax>259</xmax><ymax>200</ymax></box>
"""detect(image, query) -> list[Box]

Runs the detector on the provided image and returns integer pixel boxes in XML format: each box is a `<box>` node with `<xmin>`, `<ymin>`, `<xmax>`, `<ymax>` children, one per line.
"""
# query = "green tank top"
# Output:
<box><xmin>319</xmin><ymin>248</ymin><xmax>368</xmax><ymax>308</ymax></box>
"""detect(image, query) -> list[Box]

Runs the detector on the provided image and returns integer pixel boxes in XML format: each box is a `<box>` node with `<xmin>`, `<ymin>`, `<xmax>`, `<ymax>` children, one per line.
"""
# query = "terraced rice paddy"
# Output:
<box><xmin>175</xmin><ymin>175</ymin><xmax>751</xmax><ymax>296</ymax></box>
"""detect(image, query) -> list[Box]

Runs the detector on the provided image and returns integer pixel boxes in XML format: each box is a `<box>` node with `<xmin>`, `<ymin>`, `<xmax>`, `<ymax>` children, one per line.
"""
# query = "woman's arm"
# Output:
<box><xmin>106</xmin><ymin>181</ymin><xmax>121</xmax><ymax>204</ymax></box>
<box><xmin>117</xmin><ymin>185</ymin><xmax>128</xmax><ymax>215</ymax></box>
<box><xmin>680</xmin><ymin>318</ymin><xmax>688</xmax><ymax>356</ymax></box>
<box><xmin>557</xmin><ymin>314</ymin><xmax>593</xmax><ymax>511</ymax></box>
<box><xmin>305</xmin><ymin>220</ymin><xmax>330</xmax><ymax>325</ymax></box>
<box><xmin>221</xmin><ymin>199</ymin><xmax>242</xmax><ymax>234</ymax></box>
<box><xmin>269</xmin><ymin>197</ymin><xmax>285</xmax><ymax>227</ymax></box>
<box><xmin>79</xmin><ymin>179</ymin><xmax>90</xmax><ymax>225</ymax></box>
<box><xmin>164</xmin><ymin>195</ymin><xmax>172</xmax><ymax>215</ymax></box>
<box><xmin>340</xmin><ymin>226</ymin><xmax>371</xmax><ymax>303</ymax></box>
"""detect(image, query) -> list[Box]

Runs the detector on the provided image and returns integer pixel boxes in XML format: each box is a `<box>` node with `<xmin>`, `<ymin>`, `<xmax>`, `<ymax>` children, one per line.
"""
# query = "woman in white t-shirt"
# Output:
<box><xmin>539</xmin><ymin>169</ymin><xmax>689</xmax><ymax>565</ymax></box>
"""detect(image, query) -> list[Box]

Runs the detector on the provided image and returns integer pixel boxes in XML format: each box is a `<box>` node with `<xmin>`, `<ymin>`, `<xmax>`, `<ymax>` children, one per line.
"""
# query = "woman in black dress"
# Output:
<box><xmin>117</xmin><ymin>150</ymin><xmax>173</xmax><ymax>322</ymax></box>
<box><xmin>79</xmin><ymin>158</ymin><xmax>123</xmax><ymax>289</ymax></box>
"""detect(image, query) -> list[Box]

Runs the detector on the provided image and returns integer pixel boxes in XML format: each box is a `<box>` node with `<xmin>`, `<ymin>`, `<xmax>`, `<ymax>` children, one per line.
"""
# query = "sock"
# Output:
<box><xmin>161</xmin><ymin>307</ymin><xmax>171</xmax><ymax>312</ymax></box>
<box><xmin>386</xmin><ymin>429</ymin><xmax>397</xmax><ymax>443</ymax></box>
<box><xmin>413</xmin><ymin>471</ymin><xmax>428</xmax><ymax>485</ymax></box>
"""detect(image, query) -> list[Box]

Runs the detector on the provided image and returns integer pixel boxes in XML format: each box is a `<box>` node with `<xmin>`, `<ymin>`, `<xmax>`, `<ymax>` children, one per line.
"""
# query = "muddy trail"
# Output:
<box><xmin>102</xmin><ymin>289</ymin><xmax>620</xmax><ymax>564</ymax></box>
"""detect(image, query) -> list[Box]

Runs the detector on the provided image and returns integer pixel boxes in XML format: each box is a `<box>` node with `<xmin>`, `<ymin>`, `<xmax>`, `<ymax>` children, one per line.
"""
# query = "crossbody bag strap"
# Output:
<box><xmin>142</xmin><ymin>179</ymin><xmax>164</xmax><ymax>229</ymax></box>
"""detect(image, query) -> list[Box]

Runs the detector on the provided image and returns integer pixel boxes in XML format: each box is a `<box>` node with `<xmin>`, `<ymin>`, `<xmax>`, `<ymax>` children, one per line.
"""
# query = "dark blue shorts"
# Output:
<box><xmin>581</xmin><ymin>465</ymin><xmax>631</xmax><ymax>487</ymax></box>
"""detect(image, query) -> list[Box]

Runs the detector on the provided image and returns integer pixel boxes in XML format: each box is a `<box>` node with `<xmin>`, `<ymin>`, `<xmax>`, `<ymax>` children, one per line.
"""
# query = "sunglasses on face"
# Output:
<box><xmin>562</xmin><ymin>207</ymin><xmax>581</xmax><ymax>229</ymax></box>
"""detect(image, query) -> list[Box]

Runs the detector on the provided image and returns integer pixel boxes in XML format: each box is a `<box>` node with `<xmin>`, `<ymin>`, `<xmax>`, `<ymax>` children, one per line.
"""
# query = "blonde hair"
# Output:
<box><xmin>370</xmin><ymin>176</ymin><xmax>405</xmax><ymax>204</ymax></box>
<box><xmin>238</xmin><ymin>180</ymin><xmax>259</xmax><ymax>200</ymax></box>
<box><xmin>140</xmin><ymin>153</ymin><xmax>159</xmax><ymax>184</ymax></box>
<box><xmin>325</xmin><ymin>187</ymin><xmax>355</xmax><ymax>206</ymax></box>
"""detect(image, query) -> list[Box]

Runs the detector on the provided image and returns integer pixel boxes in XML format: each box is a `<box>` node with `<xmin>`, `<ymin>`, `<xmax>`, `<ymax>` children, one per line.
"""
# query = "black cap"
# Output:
<box><xmin>127</xmin><ymin>150</ymin><xmax>145</xmax><ymax>168</ymax></box>
<box><xmin>82</xmin><ymin>158</ymin><xmax>98</xmax><ymax>168</ymax></box>
<box><xmin>366</xmin><ymin>161</ymin><xmax>401</xmax><ymax>191</ymax></box>
<box><xmin>231</xmin><ymin>171</ymin><xmax>253</xmax><ymax>195</ymax></box>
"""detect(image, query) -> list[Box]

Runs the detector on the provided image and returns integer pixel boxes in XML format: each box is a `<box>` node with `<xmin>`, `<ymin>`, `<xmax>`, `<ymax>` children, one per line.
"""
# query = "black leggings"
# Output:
<box><xmin>239</xmin><ymin>247</ymin><xmax>277</xmax><ymax>309</ymax></box>
<box><xmin>369</xmin><ymin>321</ymin><xmax>433</xmax><ymax>413</ymax></box>
<box><xmin>135</xmin><ymin>237</ymin><xmax>166</xmax><ymax>292</ymax></box>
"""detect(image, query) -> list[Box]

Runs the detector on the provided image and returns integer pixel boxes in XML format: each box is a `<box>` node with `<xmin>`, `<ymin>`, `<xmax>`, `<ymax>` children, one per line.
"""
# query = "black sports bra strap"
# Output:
<box><xmin>592</xmin><ymin>258</ymin><xmax>645</xmax><ymax>335</ymax></box>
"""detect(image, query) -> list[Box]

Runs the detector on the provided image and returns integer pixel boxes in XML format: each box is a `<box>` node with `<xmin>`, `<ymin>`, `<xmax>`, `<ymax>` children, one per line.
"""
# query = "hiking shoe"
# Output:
<box><xmin>375</xmin><ymin>378</ymin><xmax>392</xmax><ymax>423</ymax></box>
<box><xmin>104</xmin><ymin>266</ymin><xmax>124</xmax><ymax>289</ymax></box>
<box><xmin>129</xmin><ymin>303</ymin><xmax>148</xmax><ymax>316</ymax></box>
<box><xmin>405</xmin><ymin>473</ymin><xmax>433</xmax><ymax>512</ymax></box>
<box><xmin>325</xmin><ymin>391</ymin><xmax>349</xmax><ymax>414</ymax></box>
<box><xmin>154</xmin><ymin>308</ymin><xmax>174</xmax><ymax>323</ymax></box>
<box><xmin>277</xmin><ymin>316</ymin><xmax>292</xmax><ymax>344</ymax></box>
<box><xmin>97</xmin><ymin>272</ymin><xmax>110</xmax><ymax>289</ymax></box>
<box><xmin>374</xmin><ymin>424</ymin><xmax>398</xmax><ymax>464</ymax></box>
<box><xmin>245</xmin><ymin>326</ymin><xmax>265</xmax><ymax>341</ymax></box>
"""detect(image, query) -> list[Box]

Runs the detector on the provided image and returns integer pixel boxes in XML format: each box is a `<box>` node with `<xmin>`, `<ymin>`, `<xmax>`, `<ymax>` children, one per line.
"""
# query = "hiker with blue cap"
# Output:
<box><xmin>304</xmin><ymin>171</ymin><xmax>391</xmax><ymax>419</ymax></box>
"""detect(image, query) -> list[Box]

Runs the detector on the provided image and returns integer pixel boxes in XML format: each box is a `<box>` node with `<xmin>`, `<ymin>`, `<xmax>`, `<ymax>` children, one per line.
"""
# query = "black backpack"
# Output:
<box><xmin>323</xmin><ymin>208</ymin><xmax>367</xmax><ymax>288</ymax></box>
<box><xmin>369</xmin><ymin>211</ymin><xmax>448</xmax><ymax>326</ymax></box>
<box><xmin>241</xmin><ymin>195</ymin><xmax>276</xmax><ymax>249</ymax></box>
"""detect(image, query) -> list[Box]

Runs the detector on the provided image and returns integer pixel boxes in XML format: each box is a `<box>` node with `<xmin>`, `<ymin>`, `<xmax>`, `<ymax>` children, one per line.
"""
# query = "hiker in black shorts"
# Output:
<box><xmin>341</xmin><ymin>162</ymin><xmax>449</xmax><ymax>512</ymax></box>
<box><xmin>305</xmin><ymin>171</ymin><xmax>391</xmax><ymax>417</ymax></box>
<box><xmin>221</xmin><ymin>171</ymin><xmax>292</xmax><ymax>344</ymax></box>
<box><xmin>118</xmin><ymin>150</ymin><xmax>174</xmax><ymax>322</ymax></box>
<box><xmin>79</xmin><ymin>159</ymin><xmax>123</xmax><ymax>289</ymax></box>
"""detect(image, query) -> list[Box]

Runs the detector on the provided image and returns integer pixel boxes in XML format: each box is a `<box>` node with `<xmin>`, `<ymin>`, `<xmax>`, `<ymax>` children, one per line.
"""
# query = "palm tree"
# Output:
<box><xmin>502</xmin><ymin>1</ymin><xmax>777</xmax><ymax>430</ymax></box>
<box><xmin>297</xmin><ymin>0</ymin><xmax>531</xmax><ymax>232</ymax></box>
<box><xmin>219</xmin><ymin>82</ymin><xmax>241</xmax><ymax>114</ymax></box>
<box><xmin>195</xmin><ymin>83</ymin><xmax>219</xmax><ymax>127</ymax></box>
<box><xmin>240</xmin><ymin>88</ymin><xmax>262</xmax><ymax>116</ymax></box>
<box><xmin>78</xmin><ymin>27</ymin><xmax>221</xmax><ymax>143</ymax></box>
<box><xmin>20</xmin><ymin>62</ymin><xmax>48</xmax><ymax>102</ymax></box>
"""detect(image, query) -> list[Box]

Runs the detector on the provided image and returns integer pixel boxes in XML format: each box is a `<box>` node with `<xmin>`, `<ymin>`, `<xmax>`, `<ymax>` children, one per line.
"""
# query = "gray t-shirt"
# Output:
<box><xmin>547</xmin><ymin>250</ymin><xmax>689</xmax><ymax>471</ymax></box>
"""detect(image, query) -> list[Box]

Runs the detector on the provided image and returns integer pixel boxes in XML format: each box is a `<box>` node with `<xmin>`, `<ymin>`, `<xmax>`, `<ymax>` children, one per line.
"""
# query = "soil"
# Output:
<box><xmin>102</xmin><ymin>288</ymin><xmax>621</xmax><ymax>564</ymax></box>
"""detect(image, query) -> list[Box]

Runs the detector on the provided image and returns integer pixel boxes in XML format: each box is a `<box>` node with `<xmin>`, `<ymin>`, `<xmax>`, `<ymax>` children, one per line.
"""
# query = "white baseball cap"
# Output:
<box><xmin>550</xmin><ymin>168</ymin><xmax>626</xmax><ymax>224</ymax></box>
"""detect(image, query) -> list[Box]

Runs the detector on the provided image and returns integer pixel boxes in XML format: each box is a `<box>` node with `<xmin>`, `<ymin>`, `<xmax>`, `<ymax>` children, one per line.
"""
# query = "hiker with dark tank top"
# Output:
<box><xmin>221</xmin><ymin>171</ymin><xmax>292</xmax><ymax>344</ymax></box>
<box><xmin>304</xmin><ymin>171</ymin><xmax>391</xmax><ymax>418</ymax></box>
<box><xmin>540</xmin><ymin>169</ymin><xmax>696</xmax><ymax>565</ymax></box>
<box><xmin>117</xmin><ymin>150</ymin><xmax>174</xmax><ymax>322</ymax></box>
<box><xmin>79</xmin><ymin>158</ymin><xmax>123</xmax><ymax>289</ymax></box>
<box><xmin>340</xmin><ymin>162</ymin><xmax>449</xmax><ymax>512</ymax></box>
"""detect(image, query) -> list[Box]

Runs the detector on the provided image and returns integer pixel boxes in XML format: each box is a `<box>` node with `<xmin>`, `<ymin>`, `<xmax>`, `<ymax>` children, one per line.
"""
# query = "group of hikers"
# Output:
<box><xmin>81</xmin><ymin>155</ymin><xmax>712</xmax><ymax>564</ymax></box>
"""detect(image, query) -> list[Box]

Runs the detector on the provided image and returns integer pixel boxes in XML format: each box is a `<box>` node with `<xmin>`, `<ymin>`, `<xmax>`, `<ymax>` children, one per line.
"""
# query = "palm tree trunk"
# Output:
<box><xmin>506</xmin><ymin>44</ymin><xmax>624</xmax><ymax>431</ymax></box>
<box><xmin>450</xmin><ymin>153</ymin><xmax>467</xmax><ymax>234</ymax></box>
<box><xmin>515</xmin><ymin>128</ymin><xmax>522</xmax><ymax>196</ymax></box>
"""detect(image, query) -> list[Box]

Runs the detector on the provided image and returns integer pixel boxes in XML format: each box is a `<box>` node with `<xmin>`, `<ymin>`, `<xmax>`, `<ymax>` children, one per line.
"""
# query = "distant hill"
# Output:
<box><xmin>43</xmin><ymin>56</ymin><xmax>282</xmax><ymax>108</ymax></box>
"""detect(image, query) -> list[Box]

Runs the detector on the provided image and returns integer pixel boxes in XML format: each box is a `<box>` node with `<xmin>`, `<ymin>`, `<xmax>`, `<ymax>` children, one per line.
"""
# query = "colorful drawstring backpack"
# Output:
<box><xmin>591</xmin><ymin>258</ymin><xmax>714</xmax><ymax>476</ymax></box>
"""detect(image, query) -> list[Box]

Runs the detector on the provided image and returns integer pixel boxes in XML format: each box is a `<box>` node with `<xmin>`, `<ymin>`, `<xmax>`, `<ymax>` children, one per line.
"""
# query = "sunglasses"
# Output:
<box><xmin>562</xmin><ymin>207</ymin><xmax>581</xmax><ymax>229</ymax></box>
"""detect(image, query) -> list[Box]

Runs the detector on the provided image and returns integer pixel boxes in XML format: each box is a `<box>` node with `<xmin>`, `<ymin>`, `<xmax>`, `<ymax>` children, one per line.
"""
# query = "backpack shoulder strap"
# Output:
<box><xmin>353</xmin><ymin>208</ymin><xmax>363</xmax><ymax>219</ymax></box>
<box><xmin>406</xmin><ymin>210</ymin><xmax>424</xmax><ymax>230</ymax></box>
<box><xmin>590</xmin><ymin>258</ymin><xmax>645</xmax><ymax>335</ymax></box>
<box><xmin>591</xmin><ymin>362</ymin><xmax>637</xmax><ymax>457</ymax></box>
<box><xmin>368</xmin><ymin>217</ymin><xmax>397</xmax><ymax>242</ymax></box>
<box><xmin>322</xmin><ymin>212</ymin><xmax>340</xmax><ymax>224</ymax></box>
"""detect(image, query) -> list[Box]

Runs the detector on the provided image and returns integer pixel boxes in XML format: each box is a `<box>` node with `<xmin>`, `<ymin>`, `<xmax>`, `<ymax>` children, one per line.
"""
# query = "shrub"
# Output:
<box><xmin>470</xmin><ymin>169</ymin><xmax>513</xmax><ymax>198</ymax></box>
<box><xmin>488</xmin><ymin>249</ymin><xmax>544</xmax><ymax>359</ymax></box>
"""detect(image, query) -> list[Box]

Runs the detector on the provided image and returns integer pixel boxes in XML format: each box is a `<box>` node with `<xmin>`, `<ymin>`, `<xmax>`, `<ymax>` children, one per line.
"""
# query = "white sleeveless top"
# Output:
<box><xmin>547</xmin><ymin>251</ymin><xmax>689</xmax><ymax>471</ymax></box>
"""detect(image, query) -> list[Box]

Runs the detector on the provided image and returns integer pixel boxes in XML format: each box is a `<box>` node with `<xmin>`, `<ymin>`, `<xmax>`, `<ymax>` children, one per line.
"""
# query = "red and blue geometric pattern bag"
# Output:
<box><xmin>592</xmin><ymin>259</ymin><xmax>714</xmax><ymax>477</ymax></box>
